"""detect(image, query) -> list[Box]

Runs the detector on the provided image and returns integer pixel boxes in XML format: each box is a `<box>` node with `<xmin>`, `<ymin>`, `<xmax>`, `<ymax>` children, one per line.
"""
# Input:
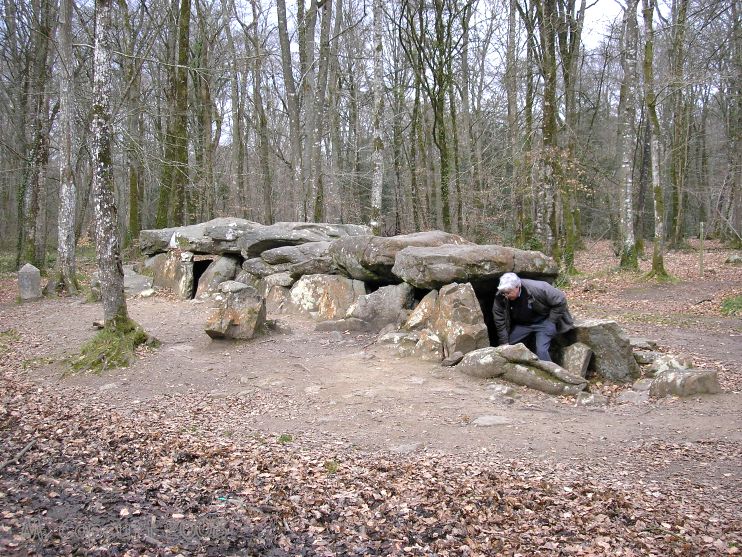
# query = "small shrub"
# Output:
<box><xmin>277</xmin><ymin>434</ymin><xmax>293</xmax><ymax>444</ymax></box>
<box><xmin>721</xmin><ymin>295</ymin><xmax>742</xmax><ymax>316</ymax></box>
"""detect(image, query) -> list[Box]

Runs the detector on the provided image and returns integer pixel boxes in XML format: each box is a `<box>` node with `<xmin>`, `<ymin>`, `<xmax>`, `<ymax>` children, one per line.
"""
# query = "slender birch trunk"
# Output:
<box><xmin>616</xmin><ymin>0</ymin><xmax>639</xmax><ymax>269</ymax></box>
<box><xmin>91</xmin><ymin>0</ymin><xmax>128</xmax><ymax>327</ymax></box>
<box><xmin>370</xmin><ymin>0</ymin><xmax>384</xmax><ymax>234</ymax></box>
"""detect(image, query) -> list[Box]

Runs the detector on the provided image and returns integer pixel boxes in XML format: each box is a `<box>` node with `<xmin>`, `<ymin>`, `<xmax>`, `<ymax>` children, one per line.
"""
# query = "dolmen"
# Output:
<box><xmin>138</xmin><ymin>218</ymin><xmax>722</xmax><ymax>399</ymax></box>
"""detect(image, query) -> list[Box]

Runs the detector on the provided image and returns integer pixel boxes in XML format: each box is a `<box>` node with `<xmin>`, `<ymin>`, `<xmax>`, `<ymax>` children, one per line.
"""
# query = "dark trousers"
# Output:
<box><xmin>509</xmin><ymin>318</ymin><xmax>556</xmax><ymax>362</ymax></box>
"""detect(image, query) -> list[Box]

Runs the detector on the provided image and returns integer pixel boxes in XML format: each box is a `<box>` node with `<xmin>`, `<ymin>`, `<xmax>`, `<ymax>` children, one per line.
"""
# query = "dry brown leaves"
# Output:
<box><xmin>1</xmin><ymin>338</ymin><xmax>740</xmax><ymax>556</ymax></box>
<box><xmin>566</xmin><ymin>240</ymin><xmax>741</xmax><ymax>320</ymax></box>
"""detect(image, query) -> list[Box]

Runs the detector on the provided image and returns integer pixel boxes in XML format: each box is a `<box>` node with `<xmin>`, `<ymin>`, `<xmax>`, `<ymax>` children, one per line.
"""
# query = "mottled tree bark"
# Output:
<box><xmin>49</xmin><ymin>0</ymin><xmax>79</xmax><ymax>294</ymax></box>
<box><xmin>616</xmin><ymin>0</ymin><xmax>639</xmax><ymax>269</ymax></box>
<box><xmin>370</xmin><ymin>0</ymin><xmax>384</xmax><ymax>234</ymax></box>
<box><xmin>92</xmin><ymin>0</ymin><xmax>128</xmax><ymax>327</ymax></box>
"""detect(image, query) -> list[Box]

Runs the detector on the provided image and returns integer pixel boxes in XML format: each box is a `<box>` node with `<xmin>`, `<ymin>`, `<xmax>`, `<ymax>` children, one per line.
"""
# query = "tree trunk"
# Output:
<box><xmin>370</xmin><ymin>0</ymin><xmax>384</xmax><ymax>234</ymax></box>
<box><xmin>616</xmin><ymin>0</ymin><xmax>639</xmax><ymax>269</ymax></box>
<box><xmin>668</xmin><ymin>0</ymin><xmax>690</xmax><ymax>246</ymax></box>
<box><xmin>50</xmin><ymin>0</ymin><xmax>79</xmax><ymax>294</ymax></box>
<box><xmin>276</xmin><ymin>0</ymin><xmax>302</xmax><ymax>219</ymax></box>
<box><xmin>92</xmin><ymin>0</ymin><xmax>128</xmax><ymax>327</ymax></box>
<box><xmin>170</xmin><ymin>0</ymin><xmax>190</xmax><ymax>225</ymax></box>
<box><xmin>20</xmin><ymin>0</ymin><xmax>54</xmax><ymax>270</ymax></box>
<box><xmin>642</xmin><ymin>0</ymin><xmax>668</xmax><ymax>275</ymax></box>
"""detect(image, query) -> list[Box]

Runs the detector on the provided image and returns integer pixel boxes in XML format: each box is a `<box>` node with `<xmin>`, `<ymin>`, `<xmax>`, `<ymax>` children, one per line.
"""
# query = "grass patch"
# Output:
<box><xmin>277</xmin><ymin>434</ymin><xmax>293</xmax><ymax>444</ymax></box>
<box><xmin>0</xmin><ymin>328</ymin><xmax>20</xmax><ymax>356</ymax></box>
<box><xmin>22</xmin><ymin>356</ymin><xmax>55</xmax><ymax>369</ymax></box>
<box><xmin>67</xmin><ymin>320</ymin><xmax>157</xmax><ymax>374</ymax></box>
<box><xmin>721</xmin><ymin>295</ymin><xmax>742</xmax><ymax>317</ymax></box>
<box><xmin>323</xmin><ymin>460</ymin><xmax>339</xmax><ymax>474</ymax></box>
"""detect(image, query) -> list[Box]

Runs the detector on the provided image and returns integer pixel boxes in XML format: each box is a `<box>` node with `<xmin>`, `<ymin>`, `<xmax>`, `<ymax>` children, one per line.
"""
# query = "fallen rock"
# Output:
<box><xmin>330</xmin><ymin>230</ymin><xmax>471</xmax><ymax>284</ymax></box>
<box><xmin>205</xmin><ymin>282</ymin><xmax>266</xmax><ymax>340</ymax></box>
<box><xmin>455</xmin><ymin>347</ymin><xmax>509</xmax><ymax>379</ymax></box>
<box><xmin>632</xmin><ymin>378</ymin><xmax>654</xmax><ymax>392</ymax></box>
<box><xmin>725</xmin><ymin>253</ymin><xmax>742</xmax><ymax>266</ymax></box>
<box><xmin>561</xmin><ymin>342</ymin><xmax>592</xmax><ymax>377</ymax></box>
<box><xmin>122</xmin><ymin>264</ymin><xmax>153</xmax><ymax>296</ymax></box>
<box><xmin>456</xmin><ymin>344</ymin><xmax>587</xmax><ymax>395</ymax></box>
<box><xmin>647</xmin><ymin>353</ymin><xmax>694</xmax><ymax>377</ymax></box>
<box><xmin>392</xmin><ymin>244</ymin><xmax>558</xmax><ymax>289</ymax></box>
<box><xmin>18</xmin><ymin>263</ymin><xmax>42</xmax><ymax>301</ymax></box>
<box><xmin>288</xmin><ymin>274</ymin><xmax>366</xmax><ymax>321</ymax></box>
<box><xmin>377</xmin><ymin>331</ymin><xmax>410</xmax><ymax>346</ymax></box>
<box><xmin>650</xmin><ymin>369</ymin><xmax>722</xmax><ymax>398</ymax></box>
<box><xmin>634</xmin><ymin>350</ymin><xmax>661</xmax><ymax>365</ymax></box>
<box><xmin>239</xmin><ymin>222</ymin><xmax>370</xmax><ymax>258</ymax></box>
<box><xmin>630</xmin><ymin>337</ymin><xmax>658</xmax><ymax>350</ymax></box>
<box><xmin>572</xmin><ymin>319</ymin><xmax>641</xmax><ymax>383</ymax></box>
<box><xmin>264</xmin><ymin>285</ymin><xmax>291</xmax><ymax>314</ymax></box>
<box><xmin>195</xmin><ymin>255</ymin><xmax>240</xmax><ymax>299</ymax></box>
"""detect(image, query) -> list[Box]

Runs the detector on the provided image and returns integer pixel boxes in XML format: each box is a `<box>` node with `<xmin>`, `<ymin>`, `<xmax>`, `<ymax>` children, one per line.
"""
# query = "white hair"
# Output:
<box><xmin>497</xmin><ymin>272</ymin><xmax>521</xmax><ymax>293</ymax></box>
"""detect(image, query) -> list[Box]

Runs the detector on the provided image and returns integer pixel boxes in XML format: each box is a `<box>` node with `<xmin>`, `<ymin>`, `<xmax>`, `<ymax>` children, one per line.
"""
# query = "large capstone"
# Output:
<box><xmin>239</xmin><ymin>222</ymin><xmax>371</xmax><ymax>258</ymax></box>
<box><xmin>391</xmin><ymin>244</ymin><xmax>558</xmax><ymax>290</ymax></box>
<box><xmin>329</xmin><ymin>231</ymin><xmax>472</xmax><ymax>284</ymax></box>
<box><xmin>140</xmin><ymin>218</ymin><xmax>261</xmax><ymax>256</ymax></box>
<box><xmin>259</xmin><ymin>242</ymin><xmax>335</xmax><ymax>279</ymax></box>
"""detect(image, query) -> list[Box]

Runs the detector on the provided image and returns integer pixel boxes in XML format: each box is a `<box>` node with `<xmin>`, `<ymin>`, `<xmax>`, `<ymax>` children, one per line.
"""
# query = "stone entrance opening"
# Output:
<box><xmin>192</xmin><ymin>257</ymin><xmax>215</xmax><ymax>299</ymax></box>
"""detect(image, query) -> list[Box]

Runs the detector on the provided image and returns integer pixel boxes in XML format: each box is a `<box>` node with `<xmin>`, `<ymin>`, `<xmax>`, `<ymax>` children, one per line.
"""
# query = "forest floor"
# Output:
<box><xmin>0</xmin><ymin>240</ymin><xmax>741</xmax><ymax>556</ymax></box>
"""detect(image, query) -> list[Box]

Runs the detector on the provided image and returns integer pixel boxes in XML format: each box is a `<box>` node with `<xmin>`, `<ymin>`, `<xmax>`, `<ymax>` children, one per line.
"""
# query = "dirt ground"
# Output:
<box><xmin>1</xmin><ymin>240</ymin><xmax>741</xmax><ymax>554</ymax></box>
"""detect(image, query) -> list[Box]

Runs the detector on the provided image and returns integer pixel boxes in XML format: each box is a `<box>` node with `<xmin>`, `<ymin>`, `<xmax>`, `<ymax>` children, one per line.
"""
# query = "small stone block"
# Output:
<box><xmin>18</xmin><ymin>263</ymin><xmax>42</xmax><ymax>301</ymax></box>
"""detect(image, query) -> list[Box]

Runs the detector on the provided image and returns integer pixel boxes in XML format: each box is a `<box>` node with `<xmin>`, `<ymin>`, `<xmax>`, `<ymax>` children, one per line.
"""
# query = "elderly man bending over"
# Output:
<box><xmin>492</xmin><ymin>272</ymin><xmax>574</xmax><ymax>362</ymax></box>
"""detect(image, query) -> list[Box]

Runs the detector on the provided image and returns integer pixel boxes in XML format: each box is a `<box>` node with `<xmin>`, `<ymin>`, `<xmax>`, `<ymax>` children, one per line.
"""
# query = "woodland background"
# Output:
<box><xmin>1</xmin><ymin>0</ymin><xmax>740</xmax><ymax>277</ymax></box>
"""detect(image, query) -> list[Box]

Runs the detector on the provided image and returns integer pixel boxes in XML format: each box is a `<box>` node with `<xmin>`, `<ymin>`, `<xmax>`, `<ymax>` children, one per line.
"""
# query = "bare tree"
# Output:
<box><xmin>370</xmin><ymin>0</ymin><xmax>384</xmax><ymax>234</ymax></box>
<box><xmin>48</xmin><ymin>0</ymin><xmax>79</xmax><ymax>294</ymax></box>
<box><xmin>616</xmin><ymin>0</ymin><xmax>639</xmax><ymax>269</ymax></box>
<box><xmin>642</xmin><ymin>0</ymin><xmax>668</xmax><ymax>277</ymax></box>
<box><xmin>91</xmin><ymin>0</ymin><xmax>128</xmax><ymax>327</ymax></box>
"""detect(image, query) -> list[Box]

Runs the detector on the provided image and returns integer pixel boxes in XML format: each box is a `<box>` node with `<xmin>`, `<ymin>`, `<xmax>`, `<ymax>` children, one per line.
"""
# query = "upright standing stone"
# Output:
<box><xmin>19</xmin><ymin>264</ymin><xmax>42</xmax><ymax>301</ymax></box>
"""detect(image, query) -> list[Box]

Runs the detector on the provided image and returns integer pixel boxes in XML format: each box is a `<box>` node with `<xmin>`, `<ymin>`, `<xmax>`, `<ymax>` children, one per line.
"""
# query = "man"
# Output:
<box><xmin>492</xmin><ymin>272</ymin><xmax>574</xmax><ymax>362</ymax></box>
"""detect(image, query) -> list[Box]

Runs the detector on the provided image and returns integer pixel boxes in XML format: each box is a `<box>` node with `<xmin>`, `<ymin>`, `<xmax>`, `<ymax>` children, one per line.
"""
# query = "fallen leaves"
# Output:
<box><xmin>1</xmin><ymin>370</ymin><xmax>740</xmax><ymax>556</ymax></box>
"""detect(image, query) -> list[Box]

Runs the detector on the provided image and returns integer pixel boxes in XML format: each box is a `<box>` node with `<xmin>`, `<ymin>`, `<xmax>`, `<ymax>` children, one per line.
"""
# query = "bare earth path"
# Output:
<box><xmin>1</xmin><ymin>241</ymin><xmax>740</xmax><ymax>555</ymax></box>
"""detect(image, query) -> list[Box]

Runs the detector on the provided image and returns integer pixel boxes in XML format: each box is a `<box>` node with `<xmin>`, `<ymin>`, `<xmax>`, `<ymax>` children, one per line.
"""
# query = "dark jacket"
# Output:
<box><xmin>492</xmin><ymin>278</ymin><xmax>574</xmax><ymax>345</ymax></box>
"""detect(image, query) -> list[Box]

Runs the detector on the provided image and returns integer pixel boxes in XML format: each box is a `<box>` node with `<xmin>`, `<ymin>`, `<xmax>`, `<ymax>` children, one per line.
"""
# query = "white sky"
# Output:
<box><xmin>582</xmin><ymin>0</ymin><xmax>625</xmax><ymax>49</ymax></box>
